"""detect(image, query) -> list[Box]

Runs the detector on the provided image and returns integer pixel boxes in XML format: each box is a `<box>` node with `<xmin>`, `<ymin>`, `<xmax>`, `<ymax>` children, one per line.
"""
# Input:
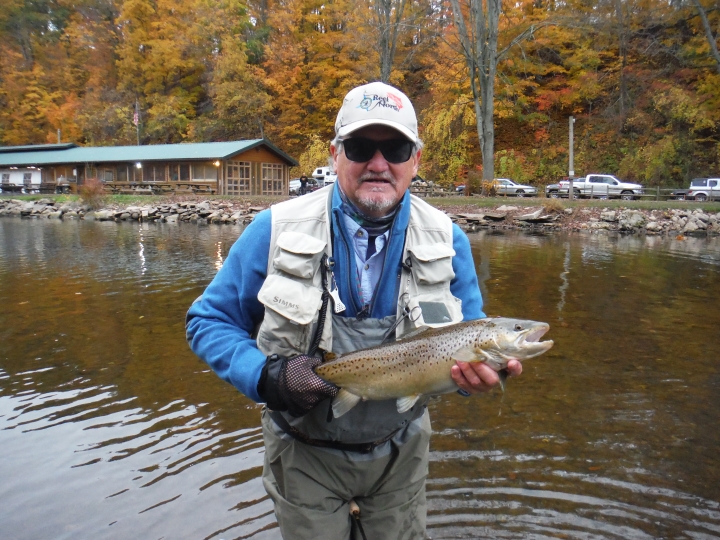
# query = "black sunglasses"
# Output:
<box><xmin>342</xmin><ymin>137</ymin><xmax>414</xmax><ymax>164</ymax></box>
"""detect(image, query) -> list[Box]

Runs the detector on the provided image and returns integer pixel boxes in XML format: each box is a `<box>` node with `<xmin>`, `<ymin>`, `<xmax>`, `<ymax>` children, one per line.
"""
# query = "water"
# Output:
<box><xmin>1</xmin><ymin>219</ymin><xmax>719</xmax><ymax>539</ymax></box>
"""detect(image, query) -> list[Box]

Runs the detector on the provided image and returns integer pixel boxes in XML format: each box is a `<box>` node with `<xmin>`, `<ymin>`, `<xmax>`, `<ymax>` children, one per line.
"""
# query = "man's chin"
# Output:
<box><xmin>357</xmin><ymin>193</ymin><xmax>399</xmax><ymax>216</ymax></box>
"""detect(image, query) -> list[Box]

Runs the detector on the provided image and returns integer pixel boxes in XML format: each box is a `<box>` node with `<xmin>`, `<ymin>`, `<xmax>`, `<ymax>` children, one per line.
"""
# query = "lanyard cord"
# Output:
<box><xmin>307</xmin><ymin>254</ymin><xmax>331</xmax><ymax>357</ymax></box>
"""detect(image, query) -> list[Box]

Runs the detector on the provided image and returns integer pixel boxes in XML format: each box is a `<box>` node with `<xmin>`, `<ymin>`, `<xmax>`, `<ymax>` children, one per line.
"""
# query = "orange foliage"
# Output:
<box><xmin>0</xmin><ymin>0</ymin><xmax>717</xmax><ymax>185</ymax></box>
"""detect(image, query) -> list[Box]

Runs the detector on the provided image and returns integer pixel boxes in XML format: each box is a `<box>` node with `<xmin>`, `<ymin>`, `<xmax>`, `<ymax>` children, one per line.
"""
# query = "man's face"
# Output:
<box><xmin>331</xmin><ymin>125</ymin><xmax>421</xmax><ymax>218</ymax></box>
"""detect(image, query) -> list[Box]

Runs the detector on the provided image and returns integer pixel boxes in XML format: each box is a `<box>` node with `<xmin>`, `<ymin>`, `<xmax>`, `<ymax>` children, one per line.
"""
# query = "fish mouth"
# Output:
<box><xmin>515</xmin><ymin>323</ymin><xmax>554</xmax><ymax>357</ymax></box>
<box><xmin>523</xmin><ymin>323</ymin><xmax>549</xmax><ymax>343</ymax></box>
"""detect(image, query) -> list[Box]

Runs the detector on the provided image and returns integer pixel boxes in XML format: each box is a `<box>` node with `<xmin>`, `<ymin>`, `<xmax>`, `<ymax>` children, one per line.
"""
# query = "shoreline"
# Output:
<box><xmin>1</xmin><ymin>196</ymin><xmax>719</xmax><ymax>236</ymax></box>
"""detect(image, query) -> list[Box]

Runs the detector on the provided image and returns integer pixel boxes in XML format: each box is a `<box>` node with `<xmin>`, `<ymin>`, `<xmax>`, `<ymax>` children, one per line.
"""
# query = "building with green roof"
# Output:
<box><xmin>0</xmin><ymin>140</ymin><xmax>298</xmax><ymax>196</ymax></box>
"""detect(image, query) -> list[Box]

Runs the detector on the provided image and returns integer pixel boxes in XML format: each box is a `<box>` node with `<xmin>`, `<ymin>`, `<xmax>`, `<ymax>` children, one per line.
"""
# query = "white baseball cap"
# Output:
<box><xmin>335</xmin><ymin>82</ymin><xmax>418</xmax><ymax>143</ymax></box>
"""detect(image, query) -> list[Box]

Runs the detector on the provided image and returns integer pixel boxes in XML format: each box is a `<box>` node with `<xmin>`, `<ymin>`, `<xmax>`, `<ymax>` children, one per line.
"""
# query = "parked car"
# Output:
<box><xmin>455</xmin><ymin>179</ymin><xmax>536</xmax><ymax>196</ymax></box>
<box><xmin>495</xmin><ymin>178</ymin><xmax>537</xmax><ymax>197</ymax></box>
<box><xmin>558</xmin><ymin>174</ymin><xmax>643</xmax><ymax>200</ymax></box>
<box><xmin>289</xmin><ymin>177</ymin><xmax>318</xmax><ymax>196</ymax></box>
<box><xmin>545</xmin><ymin>183</ymin><xmax>563</xmax><ymax>198</ymax></box>
<box><xmin>546</xmin><ymin>176</ymin><xmax>574</xmax><ymax>198</ymax></box>
<box><xmin>686</xmin><ymin>177</ymin><xmax>720</xmax><ymax>201</ymax></box>
<box><xmin>670</xmin><ymin>188</ymin><xmax>689</xmax><ymax>200</ymax></box>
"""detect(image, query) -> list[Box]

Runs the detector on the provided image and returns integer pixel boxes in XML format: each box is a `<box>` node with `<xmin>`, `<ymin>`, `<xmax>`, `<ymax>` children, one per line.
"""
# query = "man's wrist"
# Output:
<box><xmin>257</xmin><ymin>354</ymin><xmax>288</xmax><ymax>411</ymax></box>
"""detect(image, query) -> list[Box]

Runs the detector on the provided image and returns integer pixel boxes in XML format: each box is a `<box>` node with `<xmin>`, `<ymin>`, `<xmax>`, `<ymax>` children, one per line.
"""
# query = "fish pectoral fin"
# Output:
<box><xmin>332</xmin><ymin>389</ymin><xmax>362</xmax><ymax>418</ymax></box>
<box><xmin>497</xmin><ymin>368</ymin><xmax>508</xmax><ymax>393</ymax></box>
<box><xmin>396</xmin><ymin>394</ymin><xmax>422</xmax><ymax>414</ymax></box>
<box><xmin>451</xmin><ymin>346</ymin><xmax>482</xmax><ymax>363</ymax></box>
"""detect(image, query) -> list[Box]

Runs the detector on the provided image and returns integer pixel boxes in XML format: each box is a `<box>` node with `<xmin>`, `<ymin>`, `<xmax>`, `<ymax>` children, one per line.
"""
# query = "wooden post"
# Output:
<box><xmin>568</xmin><ymin>116</ymin><xmax>575</xmax><ymax>201</ymax></box>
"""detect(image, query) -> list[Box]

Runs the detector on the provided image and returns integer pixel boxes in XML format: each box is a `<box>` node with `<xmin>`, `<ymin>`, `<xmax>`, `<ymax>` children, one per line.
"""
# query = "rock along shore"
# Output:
<box><xmin>1</xmin><ymin>197</ymin><xmax>719</xmax><ymax>236</ymax></box>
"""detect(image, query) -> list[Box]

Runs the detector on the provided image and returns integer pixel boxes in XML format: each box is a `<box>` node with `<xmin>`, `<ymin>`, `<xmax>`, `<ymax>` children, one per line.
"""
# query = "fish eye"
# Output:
<box><xmin>514</xmin><ymin>324</ymin><xmax>523</xmax><ymax>331</ymax></box>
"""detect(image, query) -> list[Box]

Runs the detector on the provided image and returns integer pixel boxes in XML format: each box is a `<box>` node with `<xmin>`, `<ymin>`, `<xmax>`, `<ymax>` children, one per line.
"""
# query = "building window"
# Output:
<box><xmin>101</xmin><ymin>169</ymin><xmax>114</xmax><ymax>182</ymax></box>
<box><xmin>55</xmin><ymin>166</ymin><xmax>76</xmax><ymax>183</ymax></box>
<box><xmin>2</xmin><ymin>173</ymin><xmax>9</xmax><ymax>184</ymax></box>
<box><xmin>169</xmin><ymin>164</ymin><xmax>190</xmax><ymax>182</ymax></box>
<box><xmin>145</xmin><ymin>163</ymin><xmax>166</xmax><ymax>182</ymax></box>
<box><xmin>262</xmin><ymin>163</ymin><xmax>283</xmax><ymax>195</ymax></box>
<box><xmin>117</xmin><ymin>167</ymin><xmax>128</xmax><ymax>182</ymax></box>
<box><xmin>23</xmin><ymin>173</ymin><xmax>32</xmax><ymax>186</ymax></box>
<box><xmin>226</xmin><ymin>161</ymin><xmax>251</xmax><ymax>195</ymax></box>
<box><xmin>192</xmin><ymin>163</ymin><xmax>218</xmax><ymax>182</ymax></box>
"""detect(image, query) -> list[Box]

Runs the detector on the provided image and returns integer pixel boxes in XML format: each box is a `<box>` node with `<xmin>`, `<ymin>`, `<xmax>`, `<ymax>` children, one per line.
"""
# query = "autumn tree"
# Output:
<box><xmin>115</xmin><ymin>0</ymin><xmax>207</xmax><ymax>142</ymax></box>
<box><xmin>188</xmin><ymin>0</ymin><xmax>271</xmax><ymax>141</ymax></box>
<box><xmin>690</xmin><ymin>0</ymin><xmax>720</xmax><ymax>74</ymax></box>
<box><xmin>447</xmin><ymin>0</ymin><xmax>550</xmax><ymax>184</ymax></box>
<box><xmin>262</xmin><ymin>0</ymin><xmax>375</xmax><ymax>156</ymax></box>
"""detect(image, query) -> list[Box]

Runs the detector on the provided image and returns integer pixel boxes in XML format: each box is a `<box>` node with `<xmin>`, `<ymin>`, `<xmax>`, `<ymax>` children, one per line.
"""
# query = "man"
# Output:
<box><xmin>299</xmin><ymin>174</ymin><xmax>308</xmax><ymax>195</ymax></box>
<box><xmin>186</xmin><ymin>81</ymin><xmax>521</xmax><ymax>539</ymax></box>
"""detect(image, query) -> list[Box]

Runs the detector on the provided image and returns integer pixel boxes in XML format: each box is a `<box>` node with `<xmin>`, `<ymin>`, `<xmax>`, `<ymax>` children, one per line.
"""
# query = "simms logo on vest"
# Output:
<box><xmin>273</xmin><ymin>296</ymin><xmax>299</xmax><ymax>311</ymax></box>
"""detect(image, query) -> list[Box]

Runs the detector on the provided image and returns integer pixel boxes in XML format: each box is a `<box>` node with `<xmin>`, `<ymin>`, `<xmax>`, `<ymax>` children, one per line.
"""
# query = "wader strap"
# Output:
<box><xmin>269</xmin><ymin>410</ymin><xmax>400</xmax><ymax>454</ymax></box>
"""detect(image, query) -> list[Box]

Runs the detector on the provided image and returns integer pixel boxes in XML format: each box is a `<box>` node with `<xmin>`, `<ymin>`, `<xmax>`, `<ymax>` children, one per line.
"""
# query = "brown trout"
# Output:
<box><xmin>314</xmin><ymin>317</ymin><xmax>553</xmax><ymax>418</ymax></box>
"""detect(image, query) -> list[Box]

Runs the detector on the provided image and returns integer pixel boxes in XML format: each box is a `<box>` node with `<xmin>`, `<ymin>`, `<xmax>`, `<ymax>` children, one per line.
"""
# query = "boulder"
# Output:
<box><xmin>619</xmin><ymin>211</ymin><xmax>646</xmax><ymax>229</ymax></box>
<box><xmin>94</xmin><ymin>210</ymin><xmax>113</xmax><ymax>221</ymax></box>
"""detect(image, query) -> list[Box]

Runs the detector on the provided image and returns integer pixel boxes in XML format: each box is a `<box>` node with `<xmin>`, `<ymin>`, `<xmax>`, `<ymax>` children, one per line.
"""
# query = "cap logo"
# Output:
<box><xmin>357</xmin><ymin>92</ymin><xmax>404</xmax><ymax>114</ymax></box>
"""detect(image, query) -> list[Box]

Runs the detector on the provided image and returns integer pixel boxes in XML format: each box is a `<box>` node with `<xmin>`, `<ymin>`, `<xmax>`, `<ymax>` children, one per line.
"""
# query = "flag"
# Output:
<box><xmin>133</xmin><ymin>102</ymin><xmax>139</xmax><ymax>126</ymax></box>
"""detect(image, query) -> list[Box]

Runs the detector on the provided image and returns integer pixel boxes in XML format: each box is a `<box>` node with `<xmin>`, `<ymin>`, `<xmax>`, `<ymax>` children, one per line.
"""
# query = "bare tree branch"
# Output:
<box><xmin>690</xmin><ymin>0</ymin><xmax>720</xmax><ymax>74</ymax></box>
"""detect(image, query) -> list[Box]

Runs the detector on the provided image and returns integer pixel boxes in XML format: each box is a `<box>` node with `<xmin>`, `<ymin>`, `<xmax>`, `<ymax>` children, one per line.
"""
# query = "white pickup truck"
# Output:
<box><xmin>558</xmin><ymin>174</ymin><xmax>643</xmax><ymax>200</ymax></box>
<box><xmin>686</xmin><ymin>178</ymin><xmax>720</xmax><ymax>201</ymax></box>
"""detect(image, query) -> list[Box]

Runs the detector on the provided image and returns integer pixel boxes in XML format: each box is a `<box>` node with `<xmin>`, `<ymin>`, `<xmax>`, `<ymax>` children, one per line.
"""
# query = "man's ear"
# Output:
<box><xmin>412</xmin><ymin>148</ymin><xmax>422</xmax><ymax>176</ymax></box>
<box><xmin>331</xmin><ymin>144</ymin><xmax>340</xmax><ymax>171</ymax></box>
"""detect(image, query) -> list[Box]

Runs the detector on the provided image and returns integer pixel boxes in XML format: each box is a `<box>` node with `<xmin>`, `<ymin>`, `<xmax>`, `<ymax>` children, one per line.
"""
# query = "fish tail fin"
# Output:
<box><xmin>332</xmin><ymin>389</ymin><xmax>362</xmax><ymax>418</ymax></box>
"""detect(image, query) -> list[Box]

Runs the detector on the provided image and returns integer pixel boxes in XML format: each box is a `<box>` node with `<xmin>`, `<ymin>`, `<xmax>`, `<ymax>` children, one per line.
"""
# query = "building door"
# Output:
<box><xmin>261</xmin><ymin>163</ymin><xmax>284</xmax><ymax>195</ymax></box>
<box><xmin>226</xmin><ymin>161</ymin><xmax>251</xmax><ymax>195</ymax></box>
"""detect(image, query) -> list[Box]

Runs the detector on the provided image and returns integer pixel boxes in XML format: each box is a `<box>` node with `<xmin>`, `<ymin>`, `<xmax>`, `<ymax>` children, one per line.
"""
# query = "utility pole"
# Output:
<box><xmin>568</xmin><ymin>116</ymin><xmax>575</xmax><ymax>201</ymax></box>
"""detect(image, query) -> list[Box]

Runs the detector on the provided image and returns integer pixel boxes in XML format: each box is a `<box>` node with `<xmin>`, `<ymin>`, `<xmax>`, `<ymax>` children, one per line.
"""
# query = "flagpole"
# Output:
<box><xmin>134</xmin><ymin>100</ymin><xmax>140</xmax><ymax>145</ymax></box>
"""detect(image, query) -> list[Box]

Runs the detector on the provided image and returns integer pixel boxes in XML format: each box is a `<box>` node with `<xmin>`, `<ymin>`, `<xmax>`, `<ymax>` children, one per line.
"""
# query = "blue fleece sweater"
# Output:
<box><xmin>186</xmin><ymin>187</ymin><xmax>485</xmax><ymax>402</ymax></box>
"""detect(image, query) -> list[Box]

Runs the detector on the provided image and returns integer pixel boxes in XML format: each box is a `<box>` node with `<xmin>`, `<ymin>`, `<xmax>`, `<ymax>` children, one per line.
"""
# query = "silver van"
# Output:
<box><xmin>687</xmin><ymin>178</ymin><xmax>720</xmax><ymax>201</ymax></box>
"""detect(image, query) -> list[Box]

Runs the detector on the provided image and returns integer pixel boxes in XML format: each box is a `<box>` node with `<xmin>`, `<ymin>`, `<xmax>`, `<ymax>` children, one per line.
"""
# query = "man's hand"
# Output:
<box><xmin>258</xmin><ymin>354</ymin><xmax>339</xmax><ymax>417</ymax></box>
<box><xmin>451</xmin><ymin>359</ymin><xmax>523</xmax><ymax>395</ymax></box>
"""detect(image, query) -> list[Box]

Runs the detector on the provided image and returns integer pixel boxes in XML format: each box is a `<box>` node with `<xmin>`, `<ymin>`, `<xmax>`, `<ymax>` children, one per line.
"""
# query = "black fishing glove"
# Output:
<box><xmin>257</xmin><ymin>354</ymin><xmax>339</xmax><ymax>417</ymax></box>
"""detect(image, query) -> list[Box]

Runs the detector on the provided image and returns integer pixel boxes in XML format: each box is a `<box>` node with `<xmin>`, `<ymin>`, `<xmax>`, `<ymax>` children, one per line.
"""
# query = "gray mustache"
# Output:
<box><xmin>358</xmin><ymin>172</ymin><xmax>396</xmax><ymax>185</ymax></box>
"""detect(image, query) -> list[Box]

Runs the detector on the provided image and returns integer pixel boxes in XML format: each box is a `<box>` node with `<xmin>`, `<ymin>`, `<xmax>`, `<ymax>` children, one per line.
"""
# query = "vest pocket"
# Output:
<box><xmin>407</xmin><ymin>243</ymin><xmax>456</xmax><ymax>285</ymax></box>
<box><xmin>272</xmin><ymin>231</ymin><xmax>327</xmax><ymax>279</ymax></box>
<box><xmin>257</xmin><ymin>274</ymin><xmax>323</xmax><ymax>354</ymax></box>
<box><xmin>408</xmin><ymin>290</ymin><xmax>463</xmax><ymax>328</ymax></box>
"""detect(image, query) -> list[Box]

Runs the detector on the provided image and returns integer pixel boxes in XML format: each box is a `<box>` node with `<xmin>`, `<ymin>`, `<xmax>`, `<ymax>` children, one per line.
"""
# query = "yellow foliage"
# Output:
<box><xmin>292</xmin><ymin>133</ymin><xmax>332</xmax><ymax>178</ymax></box>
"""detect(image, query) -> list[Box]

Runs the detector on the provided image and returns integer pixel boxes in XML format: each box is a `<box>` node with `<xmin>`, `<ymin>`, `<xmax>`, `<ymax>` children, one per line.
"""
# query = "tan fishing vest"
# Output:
<box><xmin>255</xmin><ymin>185</ymin><xmax>463</xmax><ymax>359</ymax></box>
<box><xmin>255</xmin><ymin>185</ymin><xmax>464</xmax><ymax>444</ymax></box>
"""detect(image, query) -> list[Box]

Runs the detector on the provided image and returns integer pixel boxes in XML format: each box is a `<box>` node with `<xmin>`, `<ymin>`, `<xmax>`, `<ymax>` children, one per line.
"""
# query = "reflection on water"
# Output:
<box><xmin>1</xmin><ymin>220</ymin><xmax>719</xmax><ymax>539</ymax></box>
